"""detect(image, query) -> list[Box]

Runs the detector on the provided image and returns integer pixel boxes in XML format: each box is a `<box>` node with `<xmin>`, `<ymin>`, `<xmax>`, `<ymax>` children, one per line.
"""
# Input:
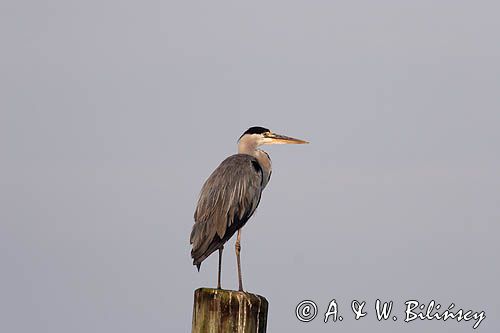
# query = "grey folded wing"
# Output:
<box><xmin>190</xmin><ymin>154</ymin><xmax>263</xmax><ymax>268</ymax></box>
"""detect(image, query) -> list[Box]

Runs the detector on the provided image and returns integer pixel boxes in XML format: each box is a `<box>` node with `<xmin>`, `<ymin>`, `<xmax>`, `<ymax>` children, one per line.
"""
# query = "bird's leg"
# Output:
<box><xmin>235</xmin><ymin>229</ymin><xmax>244</xmax><ymax>292</ymax></box>
<box><xmin>217</xmin><ymin>245</ymin><xmax>223</xmax><ymax>289</ymax></box>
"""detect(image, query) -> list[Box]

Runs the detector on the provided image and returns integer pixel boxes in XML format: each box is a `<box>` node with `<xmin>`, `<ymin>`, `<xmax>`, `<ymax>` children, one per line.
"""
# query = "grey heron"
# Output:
<box><xmin>190</xmin><ymin>126</ymin><xmax>308</xmax><ymax>291</ymax></box>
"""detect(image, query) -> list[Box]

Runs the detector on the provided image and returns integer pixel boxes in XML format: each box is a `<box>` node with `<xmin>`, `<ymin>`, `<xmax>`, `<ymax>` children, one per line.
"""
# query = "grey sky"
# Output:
<box><xmin>1</xmin><ymin>1</ymin><xmax>499</xmax><ymax>332</ymax></box>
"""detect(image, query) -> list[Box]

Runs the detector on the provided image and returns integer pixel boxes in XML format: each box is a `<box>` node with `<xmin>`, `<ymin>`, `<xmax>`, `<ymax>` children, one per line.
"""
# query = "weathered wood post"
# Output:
<box><xmin>192</xmin><ymin>288</ymin><xmax>268</xmax><ymax>333</ymax></box>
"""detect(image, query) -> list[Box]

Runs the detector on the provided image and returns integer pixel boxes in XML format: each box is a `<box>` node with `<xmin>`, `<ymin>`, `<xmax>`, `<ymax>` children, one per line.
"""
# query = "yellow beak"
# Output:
<box><xmin>265</xmin><ymin>132</ymin><xmax>309</xmax><ymax>145</ymax></box>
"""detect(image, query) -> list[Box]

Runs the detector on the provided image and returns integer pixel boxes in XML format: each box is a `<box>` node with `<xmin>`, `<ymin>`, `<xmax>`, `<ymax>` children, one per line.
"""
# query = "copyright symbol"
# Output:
<box><xmin>295</xmin><ymin>300</ymin><xmax>318</xmax><ymax>322</ymax></box>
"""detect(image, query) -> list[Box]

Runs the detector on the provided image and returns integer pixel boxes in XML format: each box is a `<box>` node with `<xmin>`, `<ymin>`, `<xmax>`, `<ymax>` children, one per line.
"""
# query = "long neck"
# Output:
<box><xmin>238</xmin><ymin>138</ymin><xmax>272</xmax><ymax>188</ymax></box>
<box><xmin>237</xmin><ymin>135</ymin><xmax>258</xmax><ymax>155</ymax></box>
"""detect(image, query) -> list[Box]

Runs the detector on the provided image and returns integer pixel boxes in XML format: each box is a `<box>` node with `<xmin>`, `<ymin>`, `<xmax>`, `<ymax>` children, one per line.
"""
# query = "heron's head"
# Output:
<box><xmin>238</xmin><ymin>126</ymin><xmax>309</xmax><ymax>148</ymax></box>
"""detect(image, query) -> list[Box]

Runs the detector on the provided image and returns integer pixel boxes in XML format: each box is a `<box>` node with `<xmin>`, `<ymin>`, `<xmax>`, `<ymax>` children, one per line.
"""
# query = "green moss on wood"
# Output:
<box><xmin>192</xmin><ymin>288</ymin><xmax>268</xmax><ymax>333</ymax></box>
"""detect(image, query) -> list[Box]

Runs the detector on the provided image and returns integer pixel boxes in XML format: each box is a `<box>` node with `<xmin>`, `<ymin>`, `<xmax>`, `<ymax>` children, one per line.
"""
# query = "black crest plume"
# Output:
<box><xmin>239</xmin><ymin>126</ymin><xmax>270</xmax><ymax>140</ymax></box>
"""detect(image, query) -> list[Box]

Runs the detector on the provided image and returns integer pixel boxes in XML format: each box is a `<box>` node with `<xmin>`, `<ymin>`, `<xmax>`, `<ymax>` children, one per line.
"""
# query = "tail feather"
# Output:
<box><xmin>190</xmin><ymin>214</ymin><xmax>250</xmax><ymax>270</ymax></box>
<box><xmin>192</xmin><ymin>234</ymin><xmax>223</xmax><ymax>269</ymax></box>
<box><xmin>191</xmin><ymin>219</ymin><xmax>220</xmax><ymax>270</ymax></box>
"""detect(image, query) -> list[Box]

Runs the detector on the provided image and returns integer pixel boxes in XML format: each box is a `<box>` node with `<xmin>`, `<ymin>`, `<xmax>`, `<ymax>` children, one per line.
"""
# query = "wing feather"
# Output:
<box><xmin>190</xmin><ymin>154</ymin><xmax>263</xmax><ymax>268</ymax></box>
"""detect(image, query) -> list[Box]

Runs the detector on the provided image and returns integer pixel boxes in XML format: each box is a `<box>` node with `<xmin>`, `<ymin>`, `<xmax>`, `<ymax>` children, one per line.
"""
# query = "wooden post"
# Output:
<box><xmin>192</xmin><ymin>288</ymin><xmax>268</xmax><ymax>333</ymax></box>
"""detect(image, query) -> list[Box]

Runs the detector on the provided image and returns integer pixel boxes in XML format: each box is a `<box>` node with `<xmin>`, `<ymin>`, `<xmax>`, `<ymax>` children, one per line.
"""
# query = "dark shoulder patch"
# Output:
<box><xmin>251</xmin><ymin>159</ymin><xmax>262</xmax><ymax>173</ymax></box>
